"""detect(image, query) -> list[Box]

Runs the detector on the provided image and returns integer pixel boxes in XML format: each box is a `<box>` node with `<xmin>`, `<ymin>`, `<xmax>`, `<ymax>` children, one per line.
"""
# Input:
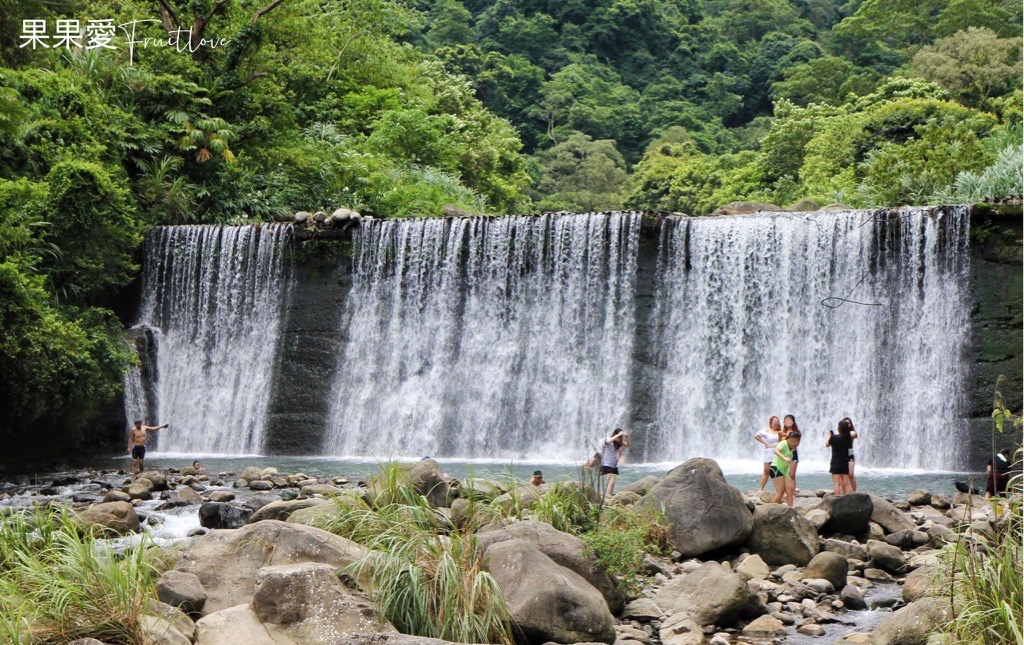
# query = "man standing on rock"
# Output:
<box><xmin>128</xmin><ymin>419</ymin><xmax>169</xmax><ymax>476</ymax></box>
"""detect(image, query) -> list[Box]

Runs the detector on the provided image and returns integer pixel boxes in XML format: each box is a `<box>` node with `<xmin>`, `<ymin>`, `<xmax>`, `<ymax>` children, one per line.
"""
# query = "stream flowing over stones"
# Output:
<box><xmin>125</xmin><ymin>207</ymin><xmax>977</xmax><ymax>469</ymax></box>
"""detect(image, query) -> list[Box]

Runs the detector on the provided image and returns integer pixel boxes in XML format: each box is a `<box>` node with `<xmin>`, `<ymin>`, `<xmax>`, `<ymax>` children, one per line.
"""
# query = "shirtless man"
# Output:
<box><xmin>128</xmin><ymin>420</ymin><xmax>169</xmax><ymax>476</ymax></box>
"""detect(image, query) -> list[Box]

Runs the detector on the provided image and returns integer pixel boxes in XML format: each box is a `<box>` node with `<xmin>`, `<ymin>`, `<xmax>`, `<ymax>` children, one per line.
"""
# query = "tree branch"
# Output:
<box><xmin>155</xmin><ymin>0</ymin><xmax>180</xmax><ymax>33</ymax></box>
<box><xmin>252</xmin><ymin>0</ymin><xmax>285</xmax><ymax>24</ymax></box>
<box><xmin>235</xmin><ymin>72</ymin><xmax>269</xmax><ymax>88</ymax></box>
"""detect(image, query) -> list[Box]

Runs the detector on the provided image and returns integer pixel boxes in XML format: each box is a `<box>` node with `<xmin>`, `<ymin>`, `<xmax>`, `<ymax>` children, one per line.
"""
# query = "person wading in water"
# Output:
<box><xmin>128</xmin><ymin>420</ymin><xmax>169</xmax><ymax>476</ymax></box>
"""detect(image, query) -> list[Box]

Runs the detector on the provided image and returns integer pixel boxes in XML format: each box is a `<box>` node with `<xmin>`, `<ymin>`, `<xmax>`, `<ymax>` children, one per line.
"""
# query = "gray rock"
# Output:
<box><xmin>103</xmin><ymin>490</ymin><xmax>131</xmax><ymax>503</ymax></box>
<box><xmin>929</xmin><ymin>494</ymin><xmax>951</xmax><ymax>510</ymax></box>
<box><xmin>902</xmin><ymin>565</ymin><xmax>945</xmax><ymax>603</ymax></box>
<box><xmin>199</xmin><ymin>502</ymin><xmax>253</xmax><ymax>529</ymax></box>
<box><xmin>127</xmin><ymin>481</ymin><xmax>154</xmax><ymax>500</ymax></box>
<box><xmin>736</xmin><ymin>554</ymin><xmax>770</xmax><ymax>580</ymax></box>
<box><xmin>653</xmin><ymin>562</ymin><xmax>753</xmax><ymax>627</ymax></box>
<box><xmin>820</xmin><ymin>493</ymin><xmax>873</xmax><ymax>535</ymax></box>
<box><xmin>248</xmin><ymin>480</ymin><xmax>274</xmax><ymax>491</ymax></box>
<box><xmin>620</xmin><ymin>475</ymin><xmax>661</xmax><ymax>497</ymax></box>
<box><xmin>907</xmin><ymin>490</ymin><xmax>931</xmax><ymax>506</ymax></box>
<box><xmin>206</xmin><ymin>490</ymin><xmax>235</xmax><ymax>503</ymax></box>
<box><xmin>802</xmin><ymin>551</ymin><xmax>848</xmax><ymax>589</ymax></box>
<box><xmin>866</xmin><ymin>540</ymin><xmax>906</xmax><ymax>573</ymax></box>
<box><xmin>868</xmin><ymin>494</ymin><xmax>916</xmax><ymax>534</ymax></box>
<box><xmin>252</xmin><ymin>563</ymin><xmax>395</xmax><ymax>643</ymax></box>
<box><xmin>73</xmin><ymin>501</ymin><xmax>140</xmax><ymax>535</ymax></box>
<box><xmin>822</xmin><ymin>538</ymin><xmax>868</xmax><ymax>561</ymax></box>
<box><xmin>659</xmin><ymin>613</ymin><xmax>703</xmax><ymax>645</ymax></box>
<box><xmin>156</xmin><ymin>570</ymin><xmax>207</xmax><ymax>613</ymax></box>
<box><xmin>639</xmin><ymin>459</ymin><xmax>753</xmax><ymax>558</ymax></box>
<box><xmin>300</xmin><ymin>483</ymin><xmax>343</xmax><ymax>497</ymax></box>
<box><xmin>174</xmin><ymin>520</ymin><xmax>368</xmax><ymax>614</ymax></box>
<box><xmin>404</xmin><ymin>459</ymin><xmax>453</xmax><ymax>508</ymax></box>
<box><xmin>176</xmin><ymin>486</ymin><xmax>202</xmax><ymax>505</ymax></box>
<box><xmin>68</xmin><ymin>640</ymin><xmax>107</xmax><ymax>645</ymax></box>
<box><xmin>476</xmin><ymin>520</ymin><xmax>625</xmax><ymax>614</ymax></box>
<box><xmin>743</xmin><ymin>614</ymin><xmax>786</xmax><ymax>634</ymax></box>
<box><xmin>870</xmin><ymin>597</ymin><xmax>952</xmax><ymax>645</ymax></box>
<box><xmin>194</xmin><ymin>604</ymin><xmax>278</xmax><ymax>644</ymax></box>
<box><xmin>804</xmin><ymin>508</ymin><xmax>831</xmax><ymax>530</ymax></box>
<box><xmin>839</xmin><ymin>584</ymin><xmax>866</xmax><ymax>610</ymax></box>
<box><xmin>798</xmin><ymin>623</ymin><xmax>826</xmax><ymax>636</ymax></box>
<box><xmin>141</xmin><ymin>614</ymin><xmax>190</xmax><ymax>645</ymax></box>
<box><xmin>249</xmin><ymin>498</ymin><xmax>329</xmax><ymax>524</ymax></box>
<box><xmin>746</xmin><ymin>504</ymin><xmax>819</xmax><ymax>566</ymax></box>
<box><xmin>239</xmin><ymin>466</ymin><xmax>263</xmax><ymax>481</ymax></box>
<box><xmin>623</xmin><ymin>598</ymin><xmax>663</xmax><ymax>621</ymax></box>
<box><xmin>483</xmin><ymin>538</ymin><xmax>615</xmax><ymax>644</ymax></box>
<box><xmin>140</xmin><ymin>471</ymin><xmax>168</xmax><ymax>490</ymax></box>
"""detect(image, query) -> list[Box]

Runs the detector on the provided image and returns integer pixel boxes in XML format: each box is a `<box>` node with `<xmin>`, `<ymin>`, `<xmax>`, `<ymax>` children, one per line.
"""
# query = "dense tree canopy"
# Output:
<box><xmin>0</xmin><ymin>0</ymin><xmax>1021</xmax><ymax>447</ymax></box>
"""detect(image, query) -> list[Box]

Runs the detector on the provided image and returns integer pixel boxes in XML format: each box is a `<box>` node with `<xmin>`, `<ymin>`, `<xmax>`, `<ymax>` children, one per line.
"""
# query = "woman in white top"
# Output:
<box><xmin>754</xmin><ymin>416</ymin><xmax>781</xmax><ymax>492</ymax></box>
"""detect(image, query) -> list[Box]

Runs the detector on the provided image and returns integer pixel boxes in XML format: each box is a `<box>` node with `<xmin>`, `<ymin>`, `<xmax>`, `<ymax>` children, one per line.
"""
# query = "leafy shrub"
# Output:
<box><xmin>581</xmin><ymin>504</ymin><xmax>671</xmax><ymax>596</ymax></box>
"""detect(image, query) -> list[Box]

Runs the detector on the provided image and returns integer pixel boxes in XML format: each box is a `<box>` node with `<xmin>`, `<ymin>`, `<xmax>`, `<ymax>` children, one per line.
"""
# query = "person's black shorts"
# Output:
<box><xmin>829</xmin><ymin>460</ymin><xmax>849</xmax><ymax>475</ymax></box>
<box><xmin>769</xmin><ymin>465</ymin><xmax>786</xmax><ymax>479</ymax></box>
<box><xmin>600</xmin><ymin>466</ymin><xmax>619</xmax><ymax>475</ymax></box>
<box><xmin>131</xmin><ymin>445</ymin><xmax>146</xmax><ymax>460</ymax></box>
<box><xmin>849</xmin><ymin>454</ymin><xmax>855</xmax><ymax>462</ymax></box>
<box><xmin>792</xmin><ymin>449</ymin><xmax>799</xmax><ymax>463</ymax></box>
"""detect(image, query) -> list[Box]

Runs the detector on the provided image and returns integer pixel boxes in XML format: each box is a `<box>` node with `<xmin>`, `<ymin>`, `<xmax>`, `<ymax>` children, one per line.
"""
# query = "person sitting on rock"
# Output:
<box><xmin>986</xmin><ymin>448</ymin><xmax>1013</xmax><ymax>498</ymax></box>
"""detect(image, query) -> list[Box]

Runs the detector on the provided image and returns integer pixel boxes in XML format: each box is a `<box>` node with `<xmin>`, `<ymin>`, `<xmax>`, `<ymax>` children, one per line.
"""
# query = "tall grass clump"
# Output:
<box><xmin>0</xmin><ymin>508</ymin><xmax>159</xmax><ymax>644</ymax></box>
<box><xmin>941</xmin><ymin>470</ymin><xmax>1022</xmax><ymax>644</ymax></box>
<box><xmin>313</xmin><ymin>461</ymin><xmax>515</xmax><ymax>644</ymax></box>
<box><xmin>531</xmin><ymin>468</ymin><xmax>603</xmax><ymax>534</ymax></box>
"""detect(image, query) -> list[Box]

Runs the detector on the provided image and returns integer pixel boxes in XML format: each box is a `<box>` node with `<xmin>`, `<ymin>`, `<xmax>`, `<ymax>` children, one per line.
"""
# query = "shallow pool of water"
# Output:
<box><xmin>67</xmin><ymin>453</ymin><xmax>982</xmax><ymax>500</ymax></box>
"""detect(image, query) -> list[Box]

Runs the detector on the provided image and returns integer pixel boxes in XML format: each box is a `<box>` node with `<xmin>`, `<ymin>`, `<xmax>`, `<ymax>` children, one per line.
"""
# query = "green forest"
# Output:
<box><xmin>0</xmin><ymin>0</ymin><xmax>1022</xmax><ymax>444</ymax></box>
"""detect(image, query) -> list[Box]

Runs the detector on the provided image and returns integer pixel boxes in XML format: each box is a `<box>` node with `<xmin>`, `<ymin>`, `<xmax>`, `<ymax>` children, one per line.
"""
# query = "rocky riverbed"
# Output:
<box><xmin>0</xmin><ymin>458</ymin><xmax>1012</xmax><ymax>645</ymax></box>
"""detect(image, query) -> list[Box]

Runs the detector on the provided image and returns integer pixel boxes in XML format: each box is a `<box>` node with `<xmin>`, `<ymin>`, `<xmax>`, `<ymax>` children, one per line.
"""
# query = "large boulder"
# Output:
<box><xmin>404</xmin><ymin>460</ymin><xmax>453</xmax><ymax>508</ymax></box>
<box><xmin>252</xmin><ymin>563</ymin><xmax>396</xmax><ymax>643</ymax></box>
<box><xmin>141</xmin><ymin>614</ymin><xmax>190</xmax><ymax>645</ymax></box>
<box><xmin>199</xmin><ymin>502</ymin><xmax>253</xmax><ymax>529</ymax></box>
<box><xmin>156</xmin><ymin>570</ymin><xmax>207</xmax><ymax>613</ymax></box>
<box><xmin>868</xmin><ymin>494</ymin><xmax>916</xmax><ymax>534</ymax></box>
<box><xmin>141</xmin><ymin>471</ymin><xmax>169</xmax><ymax>491</ymax></box>
<box><xmin>476</xmin><ymin>520</ymin><xmax>625</xmax><ymax>614</ymax></box>
<box><xmin>73</xmin><ymin>501</ymin><xmax>140</xmax><ymax>535</ymax></box>
<box><xmin>820</xmin><ymin>493</ymin><xmax>873</xmax><ymax>535</ymax></box>
<box><xmin>870</xmin><ymin>597</ymin><xmax>952</xmax><ymax>645</ymax></box>
<box><xmin>639</xmin><ymin>459</ymin><xmax>753</xmax><ymax>557</ymax></box>
<box><xmin>483</xmin><ymin>538</ymin><xmax>615</xmax><ymax>644</ymax></box>
<box><xmin>653</xmin><ymin>562</ymin><xmax>754</xmax><ymax>627</ymax></box>
<box><xmin>239</xmin><ymin>466</ymin><xmax>263</xmax><ymax>481</ymax></box>
<box><xmin>173</xmin><ymin>520</ymin><xmax>368</xmax><ymax>614</ymax></box>
<box><xmin>249</xmin><ymin>498</ymin><xmax>329</xmax><ymax>524</ymax></box>
<box><xmin>745</xmin><ymin>504</ymin><xmax>819</xmax><ymax>566</ymax></box>
<box><xmin>801</xmin><ymin>551</ymin><xmax>848</xmax><ymax>590</ymax></box>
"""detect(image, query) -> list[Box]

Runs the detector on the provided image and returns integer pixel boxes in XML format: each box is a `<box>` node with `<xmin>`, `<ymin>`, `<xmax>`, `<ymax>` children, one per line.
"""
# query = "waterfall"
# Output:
<box><xmin>325</xmin><ymin>213</ymin><xmax>641</xmax><ymax>460</ymax></box>
<box><xmin>134</xmin><ymin>224</ymin><xmax>291</xmax><ymax>454</ymax></box>
<box><xmin>645</xmin><ymin>207</ymin><xmax>971</xmax><ymax>469</ymax></box>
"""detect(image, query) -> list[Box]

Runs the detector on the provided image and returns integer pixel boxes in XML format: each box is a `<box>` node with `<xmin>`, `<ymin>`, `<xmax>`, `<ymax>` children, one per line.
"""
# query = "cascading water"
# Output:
<box><xmin>644</xmin><ymin>207</ymin><xmax>971</xmax><ymax>469</ymax></box>
<box><xmin>133</xmin><ymin>224</ymin><xmax>291</xmax><ymax>454</ymax></box>
<box><xmin>325</xmin><ymin>213</ymin><xmax>641</xmax><ymax>460</ymax></box>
